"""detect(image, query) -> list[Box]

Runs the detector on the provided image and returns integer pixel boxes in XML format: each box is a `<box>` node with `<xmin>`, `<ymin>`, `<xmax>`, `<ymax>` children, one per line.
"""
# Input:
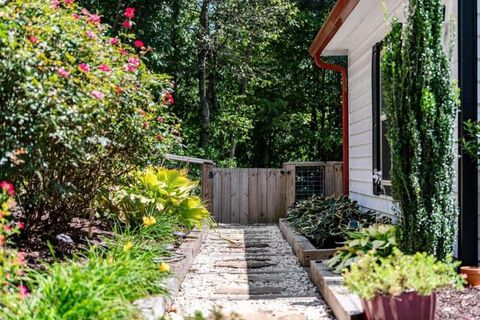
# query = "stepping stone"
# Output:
<box><xmin>214</xmin><ymin>285</ymin><xmax>284</xmax><ymax>295</ymax></box>
<box><xmin>215</xmin><ymin>261</ymin><xmax>275</xmax><ymax>269</ymax></box>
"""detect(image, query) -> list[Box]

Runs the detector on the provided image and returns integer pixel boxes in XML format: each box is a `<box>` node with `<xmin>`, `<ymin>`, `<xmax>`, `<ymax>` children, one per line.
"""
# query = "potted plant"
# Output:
<box><xmin>343</xmin><ymin>249</ymin><xmax>464</xmax><ymax>320</ymax></box>
<box><xmin>460</xmin><ymin>266</ymin><xmax>480</xmax><ymax>287</ymax></box>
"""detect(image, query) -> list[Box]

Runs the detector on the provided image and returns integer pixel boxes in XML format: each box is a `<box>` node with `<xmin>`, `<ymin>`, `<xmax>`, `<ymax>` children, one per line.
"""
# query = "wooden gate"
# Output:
<box><xmin>210</xmin><ymin>168</ymin><xmax>286</xmax><ymax>224</ymax></box>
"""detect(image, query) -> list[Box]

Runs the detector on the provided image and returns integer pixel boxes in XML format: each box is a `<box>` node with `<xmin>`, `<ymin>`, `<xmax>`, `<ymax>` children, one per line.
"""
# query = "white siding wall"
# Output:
<box><xmin>326</xmin><ymin>0</ymin><xmax>459</xmax><ymax>218</ymax></box>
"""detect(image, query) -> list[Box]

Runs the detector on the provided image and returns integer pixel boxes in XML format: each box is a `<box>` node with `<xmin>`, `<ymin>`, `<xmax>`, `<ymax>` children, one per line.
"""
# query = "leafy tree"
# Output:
<box><xmin>382</xmin><ymin>0</ymin><xmax>459</xmax><ymax>260</ymax></box>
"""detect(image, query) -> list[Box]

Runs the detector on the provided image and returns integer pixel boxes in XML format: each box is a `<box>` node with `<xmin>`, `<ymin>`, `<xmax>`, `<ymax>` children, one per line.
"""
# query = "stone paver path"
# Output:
<box><xmin>171</xmin><ymin>225</ymin><xmax>333</xmax><ymax>319</ymax></box>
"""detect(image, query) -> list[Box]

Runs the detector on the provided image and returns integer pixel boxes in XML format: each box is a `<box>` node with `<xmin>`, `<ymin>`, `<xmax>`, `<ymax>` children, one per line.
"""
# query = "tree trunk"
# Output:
<box><xmin>198</xmin><ymin>0</ymin><xmax>211</xmax><ymax>147</ymax></box>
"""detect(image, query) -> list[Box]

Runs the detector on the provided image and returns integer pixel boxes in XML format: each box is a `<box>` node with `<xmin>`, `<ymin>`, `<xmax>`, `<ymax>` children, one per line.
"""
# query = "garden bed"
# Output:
<box><xmin>310</xmin><ymin>261</ymin><xmax>364</xmax><ymax>320</ymax></box>
<box><xmin>135</xmin><ymin>226</ymin><xmax>208</xmax><ymax>320</ymax></box>
<box><xmin>278</xmin><ymin>218</ymin><xmax>337</xmax><ymax>266</ymax></box>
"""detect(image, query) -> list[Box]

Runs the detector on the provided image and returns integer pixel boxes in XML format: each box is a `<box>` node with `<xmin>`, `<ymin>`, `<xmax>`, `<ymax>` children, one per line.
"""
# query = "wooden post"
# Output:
<box><xmin>334</xmin><ymin>163</ymin><xmax>344</xmax><ymax>196</ymax></box>
<box><xmin>201</xmin><ymin>163</ymin><xmax>214</xmax><ymax>212</ymax></box>
<box><xmin>283</xmin><ymin>163</ymin><xmax>296</xmax><ymax>212</ymax></box>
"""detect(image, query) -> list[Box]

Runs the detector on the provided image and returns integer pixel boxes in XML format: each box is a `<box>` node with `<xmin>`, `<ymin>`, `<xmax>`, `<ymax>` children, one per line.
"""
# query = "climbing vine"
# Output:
<box><xmin>382</xmin><ymin>0</ymin><xmax>459</xmax><ymax>260</ymax></box>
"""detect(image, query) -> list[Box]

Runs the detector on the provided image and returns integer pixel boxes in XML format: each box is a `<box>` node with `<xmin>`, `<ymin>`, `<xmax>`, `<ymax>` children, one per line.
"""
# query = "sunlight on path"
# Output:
<box><xmin>172</xmin><ymin>225</ymin><xmax>333</xmax><ymax>319</ymax></box>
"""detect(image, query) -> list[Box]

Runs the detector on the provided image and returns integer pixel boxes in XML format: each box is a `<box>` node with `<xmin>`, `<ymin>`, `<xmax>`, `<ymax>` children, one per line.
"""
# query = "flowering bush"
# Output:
<box><xmin>0</xmin><ymin>1</ymin><xmax>180</xmax><ymax>233</ymax></box>
<box><xmin>0</xmin><ymin>182</ymin><xmax>28</xmax><ymax>317</ymax></box>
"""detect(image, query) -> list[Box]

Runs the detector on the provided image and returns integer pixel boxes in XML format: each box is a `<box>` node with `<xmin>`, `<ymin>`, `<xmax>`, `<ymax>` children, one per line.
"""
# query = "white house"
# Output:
<box><xmin>309</xmin><ymin>0</ymin><xmax>478</xmax><ymax>265</ymax></box>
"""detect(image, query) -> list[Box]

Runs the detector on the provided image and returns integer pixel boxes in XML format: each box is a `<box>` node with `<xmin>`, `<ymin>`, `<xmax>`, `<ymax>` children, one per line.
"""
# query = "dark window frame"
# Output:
<box><xmin>372</xmin><ymin>41</ymin><xmax>392</xmax><ymax>196</ymax></box>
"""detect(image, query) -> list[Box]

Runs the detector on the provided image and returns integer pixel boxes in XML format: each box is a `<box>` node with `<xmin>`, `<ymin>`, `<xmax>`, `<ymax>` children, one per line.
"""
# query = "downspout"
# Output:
<box><xmin>313</xmin><ymin>54</ymin><xmax>349</xmax><ymax>195</ymax></box>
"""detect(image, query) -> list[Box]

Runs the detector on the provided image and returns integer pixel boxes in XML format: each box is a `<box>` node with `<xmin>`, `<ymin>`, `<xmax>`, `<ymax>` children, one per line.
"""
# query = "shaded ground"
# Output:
<box><xmin>171</xmin><ymin>225</ymin><xmax>332</xmax><ymax>320</ymax></box>
<box><xmin>436</xmin><ymin>287</ymin><xmax>480</xmax><ymax>320</ymax></box>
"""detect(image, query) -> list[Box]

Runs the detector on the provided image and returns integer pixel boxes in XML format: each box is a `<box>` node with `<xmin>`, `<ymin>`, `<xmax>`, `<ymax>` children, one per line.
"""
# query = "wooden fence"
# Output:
<box><xmin>202</xmin><ymin>162</ymin><xmax>343</xmax><ymax>224</ymax></box>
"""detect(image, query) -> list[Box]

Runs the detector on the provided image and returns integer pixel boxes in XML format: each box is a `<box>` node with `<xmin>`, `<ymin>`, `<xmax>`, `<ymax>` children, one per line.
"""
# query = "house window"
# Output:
<box><xmin>372</xmin><ymin>42</ymin><xmax>392</xmax><ymax>196</ymax></box>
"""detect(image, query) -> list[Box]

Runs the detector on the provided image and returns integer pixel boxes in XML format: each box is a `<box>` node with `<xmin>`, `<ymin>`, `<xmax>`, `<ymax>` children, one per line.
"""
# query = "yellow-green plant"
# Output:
<box><xmin>343</xmin><ymin>249</ymin><xmax>464</xmax><ymax>300</ymax></box>
<box><xmin>103</xmin><ymin>167</ymin><xmax>211</xmax><ymax>230</ymax></box>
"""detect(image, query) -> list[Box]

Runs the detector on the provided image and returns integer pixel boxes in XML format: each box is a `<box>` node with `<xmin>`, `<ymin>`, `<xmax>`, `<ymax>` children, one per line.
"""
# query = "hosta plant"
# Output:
<box><xmin>326</xmin><ymin>224</ymin><xmax>396</xmax><ymax>273</ymax></box>
<box><xmin>0</xmin><ymin>1</ymin><xmax>180</xmax><ymax>235</ymax></box>
<box><xmin>101</xmin><ymin>167</ymin><xmax>211</xmax><ymax>230</ymax></box>
<box><xmin>286</xmin><ymin>195</ymin><xmax>377</xmax><ymax>248</ymax></box>
<box><xmin>343</xmin><ymin>249</ymin><xmax>464</xmax><ymax>300</ymax></box>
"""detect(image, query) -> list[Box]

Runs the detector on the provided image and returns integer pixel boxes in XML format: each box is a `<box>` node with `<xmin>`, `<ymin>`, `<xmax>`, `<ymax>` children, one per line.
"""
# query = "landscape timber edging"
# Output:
<box><xmin>135</xmin><ymin>225</ymin><xmax>207</xmax><ymax>320</ymax></box>
<box><xmin>278</xmin><ymin>218</ymin><xmax>337</xmax><ymax>266</ymax></box>
<box><xmin>310</xmin><ymin>261</ymin><xmax>364</xmax><ymax>320</ymax></box>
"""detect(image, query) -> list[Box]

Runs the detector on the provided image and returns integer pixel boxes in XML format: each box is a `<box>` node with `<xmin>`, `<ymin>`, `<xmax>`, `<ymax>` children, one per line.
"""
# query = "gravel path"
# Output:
<box><xmin>170</xmin><ymin>225</ymin><xmax>333</xmax><ymax>319</ymax></box>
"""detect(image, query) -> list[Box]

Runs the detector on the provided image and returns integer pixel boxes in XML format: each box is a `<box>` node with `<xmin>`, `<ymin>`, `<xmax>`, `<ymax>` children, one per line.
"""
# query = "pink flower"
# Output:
<box><xmin>81</xmin><ymin>8</ymin><xmax>90</xmax><ymax>15</ymax></box>
<box><xmin>28</xmin><ymin>36</ymin><xmax>39</xmax><ymax>44</ymax></box>
<box><xmin>72</xmin><ymin>13</ymin><xmax>80</xmax><ymax>19</ymax></box>
<box><xmin>64</xmin><ymin>0</ymin><xmax>74</xmax><ymax>5</ymax></box>
<box><xmin>4</xmin><ymin>225</ymin><xmax>11</xmax><ymax>232</ymax></box>
<box><xmin>122</xmin><ymin>20</ymin><xmax>132</xmax><ymax>29</ymax></box>
<box><xmin>157</xmin><ymin>116</ymin><xmax>165</xmax><ymax>123</ymax></box>
<box><xmin>89</xmin><ymin>14</ymin><xmax>101</xmax><ymax>24</ymax></box>
<box><xmin>134</xmin><ymin>40</ymin><xmax>144</xmax><ymax>48</ymax></box>
<box><xmin>143</xmin><ymin>122</ymin><xmax>149</xmax><ymax>129</ymax></box>
<box><xmin>86</xmin><ymin>31</ymin><xmax>97</xmax><ymax>39</ymax></box>
<box><xmin>79</xmin><ymin>63</ymin><xmax>90</xmax><ymax>73</ymax></box>
<box><xmin>18</xmin><ymin>285</ymin><xmax>29</xmax><ymax>299</ymax></box>
<box><xmin>17</xmin><ymin>252</ymin><xmax>25</xmax><ymax>264</ymax></box>
<box><xmin>125</xmin><ymin>57</ymin><xmax>141</xmax><ymax>72</ymax></box>
<box><xmin>91</xmin><ymin>90</ymin><xmax>105</xmax><ymax>100</ymax></box>
<box><xmin>119</xmin><ymin>48</ymin><xmax>128</xmax><ymax>55</ymax></box>
<box><xmin>109</xmin><ymin>37</ymin><xmax>119</xmax><ymax>45</ymax></box>
<box><xmin>98</xmin><ymin>64</ymin><xmax>111</xmax><ymax>72</ymax></box>
<box><xmin>18</xmin><ymin>221</ymin><xmax>25</xmax><ymax>229</ymax></box>
<box><xmin>51</xmin><ymin>0</ymin><xmax>60</xmax><ymax>9</ymax></box>
<box><xmin>0</xmin><ymin>181</ymin><xmax>14</xmax><ymax>196</ymax></box>
<box><xmin>57</xmin><ymin>67</ymin><xmax>70</xmax><ymax>78</ymax></box>
<box><xmin>125</xmin><ymin>7</ymin><xmax>136</xmax><ymax>19</ymax></box>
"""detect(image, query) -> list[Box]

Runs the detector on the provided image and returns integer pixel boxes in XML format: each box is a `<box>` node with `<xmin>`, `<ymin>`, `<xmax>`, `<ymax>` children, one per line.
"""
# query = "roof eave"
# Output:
<box><xmin>308</xmin><ymin>0</ymin><xmax>361</xmax><ymax>57</ymax></box>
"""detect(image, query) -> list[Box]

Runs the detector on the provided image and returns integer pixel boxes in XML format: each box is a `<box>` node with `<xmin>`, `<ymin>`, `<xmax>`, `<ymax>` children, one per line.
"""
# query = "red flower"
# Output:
<box><xmin>134</xmin><ymin>40</ymin><xmax>144</xmax><ymax>48</ymax></box>
<box><xmin>122</xmin><ymin>20</ymin><xmax>132</xmax><ymax>29</ymax></box>
<box><xmin>164</xmin><ymin>92</ymin><xmax>174</xmax><ymax>105</ymax></box>
<box><xmin>119</xmin><ymin>48</ymin><xmax>128</xmax><ymax>55</ymax></box>
<box><xmin>72</xmin><ymin>13</ymin><xmax>80</xmax><ymax>19</ymax></box>
<box><xmin>98</xmin><ymin>64</ymin><xmax>111</xmax><ymax>72</ymax></box>
<box><xmin>115</xmin><ymin>86</ymin><xmax>123</xmax><ymax>95</ymax></box>
<box><xmin>0</xmin><ymin>181</ymin><xmax>14</xmax><ymax>196</ymax></box>
<box><xmin>125</xmin><ymin>7</ymin><xmax>136</xmax><ymax>19</ymax></box>
<box><xmin>79</xmin><ymin>63</ymin><xmax>90</xmax><ymax>73</ymax></box>
<box><xmin>109</xmin><ymin>37</ymin><xmax>119</xmax><ymax>45</ymax></box>
<box><xmin>143</xmin><ymin>122</ymin><xmax>149</xmax><ymax>129</ymax></box>
<box><xmin>18</xmin><ymin>221</ymin><xmax>25</xmax><ymax>229</ymax></box>
<box><xmin>4</xmin><ymin>225</ymin><xmax>11</xmax><ymax>232</ymax></box>
<box><xmin>64</xmin><ymin>0</ymin><xmax>74</xmax><ymax>5</ymax></box>
<box><xmin>28</xmin><ymin>36</ymin><xmax>39</xmax><ymax>44</ymax></box>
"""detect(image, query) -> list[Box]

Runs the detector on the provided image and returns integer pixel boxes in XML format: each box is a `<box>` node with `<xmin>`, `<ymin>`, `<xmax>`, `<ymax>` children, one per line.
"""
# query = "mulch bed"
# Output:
<box><xmin>436</xmin><ymin>287</ymin><xmax>480</xmax><ymax>320</ymax></box>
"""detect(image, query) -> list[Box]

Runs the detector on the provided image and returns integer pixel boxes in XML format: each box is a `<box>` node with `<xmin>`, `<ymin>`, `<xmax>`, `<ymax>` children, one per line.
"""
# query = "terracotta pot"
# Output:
<box><xmin>362</xmin><ymin>292</ymin><xmax>436</xmax><ymax>320</ymax></box>
<box><xmin>460</xmin><ymin>266</ymin><xmax>480</xmax><ymax>287</ymax></box>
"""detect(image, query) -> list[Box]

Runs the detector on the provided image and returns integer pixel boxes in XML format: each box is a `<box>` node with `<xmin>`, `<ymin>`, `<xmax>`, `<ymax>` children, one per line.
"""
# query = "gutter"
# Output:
<box><xmin>313</xmin><ymin>54</ymin><xmax>349</xmax><ymax>196</ymax></box>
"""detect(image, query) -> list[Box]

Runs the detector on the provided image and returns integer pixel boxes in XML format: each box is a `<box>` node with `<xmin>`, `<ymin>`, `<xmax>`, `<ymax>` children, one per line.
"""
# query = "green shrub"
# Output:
<box><xmin>7</xmin><ymin>242</ymin><xmax>169</xmax><ymax>320</ymax></box>
<box><xmin>343</xmin><ymin>249</ymin><xmax>464</xmax><ymax>300</ymax></box>
<box><xmin>101</xmin><ymin>167</ymin><xmax>211</xmax><ymax>230</ymax></box>
<box><xmin>382</xmin><ymin>0</ymin><xmax>459</xmax><ymax>260</ymax></box>
<box><xmin>326</xmin><ymin>224</ymin><xmax>396</xmax><ymax>273</ymax></box>
<box><xmin>286</xmin><ymin>195</ymin><xmax>377</xmax><ymax>248</ymax></box>
<box><xmin>0</xmin><ymin>1</ymin><xmax>180</xmax><ymax>235</ymax></box>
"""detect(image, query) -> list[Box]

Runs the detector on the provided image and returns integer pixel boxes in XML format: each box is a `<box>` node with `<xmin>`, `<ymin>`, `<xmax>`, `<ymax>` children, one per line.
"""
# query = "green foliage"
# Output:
<box><xmin>462</xmin><ymin>119</ymin><xmax>480</xmax><ymax>163</ymax></box>
<box><xmin>102</xmin><ymin>167</ymin><xmax>211</xmax><ymax>230</ymax></box>
<box><xmin>6</xmin><ymin>242</ymin><xmax>169</xmax><ymax>320</ymax></box>
<box><xmin>0</xmin><ymin>0</ymin><xmax>180</xmax><ymax>234</ymax></box>
<box><xmin>382</xmin><ymin>0</ymin><xmax>459</xmax><ymax>260</ymax></box>
<box><xmin>78</xmin><ymin>0</ymin><xmax>341</xmax><ymax>167</ymax></box>
<box><xmin>286</xmin><ymin>195</ymin><xmax>377</xmax><ymax>248</ymax></box>
<box><xmin>326</xmin><ymin>224</ymin><xmax>396</xmax><ymax>274</ymax></box>
<box><xmin>343</xmin><ymin>249</ymin><xmax>464</xmax><ymax>300</ymax></box>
